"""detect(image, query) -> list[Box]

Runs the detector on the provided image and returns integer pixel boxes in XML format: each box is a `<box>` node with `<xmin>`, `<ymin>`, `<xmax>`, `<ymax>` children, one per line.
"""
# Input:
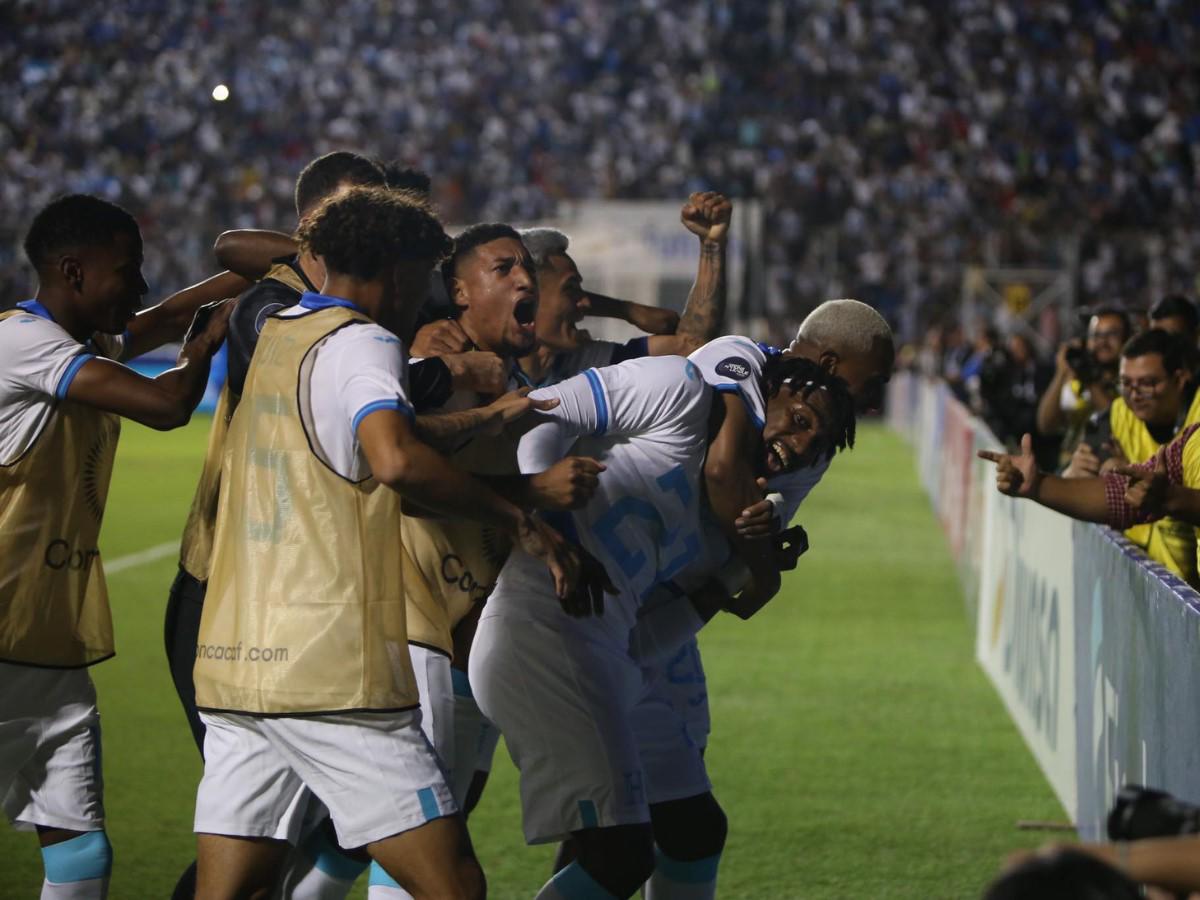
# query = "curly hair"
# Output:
<box><xmin>761</xmin><ymin>354</ymin><xmax>857</xmax><ymax>461</ymax></box>
<box><xmin>296</xmin><ymin>186</ymin><xmax>452</xmax><ymax>281</ymax></box>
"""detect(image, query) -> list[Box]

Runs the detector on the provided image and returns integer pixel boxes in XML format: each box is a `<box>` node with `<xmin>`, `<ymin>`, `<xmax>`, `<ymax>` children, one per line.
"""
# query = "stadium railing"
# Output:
<box><xmin>887</xmin><ymin>373</ymin><xmax>1200</xmax><ymax>838</ymax></box>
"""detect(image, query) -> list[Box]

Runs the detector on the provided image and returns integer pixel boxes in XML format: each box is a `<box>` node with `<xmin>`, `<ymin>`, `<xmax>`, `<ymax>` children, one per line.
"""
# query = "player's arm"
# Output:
<box><xmin>213</xmin><ymin>229</ymin><xmax>298</xmax><ymax>281</ymax></box>
<box><xmin>583</xmin><ymin>292</ymin><xmax>680</xmax><ymax>337</ymax></box>
<box><xmin>122</xmin><ymin>271</ymin><xmax>248</xmax><ymax>359</ymax></box>
<box><xmin>359</xmin><ymin>409</ymin><xmax>601</xmax><ymax>609</ymax></box>
<box><xmin>703</xmin><ymin>392</ymin><xmax>782</xmax><ymax>619</ymax></box>
<box><xmin>645</xmin><ymin>192</ymin><xmax>731</xmax><ymax>357</ymax></box>
<box><xmin>66</xmin><ymin>300</ymin><xmax>232</xmax><ymax>430</ymax></box>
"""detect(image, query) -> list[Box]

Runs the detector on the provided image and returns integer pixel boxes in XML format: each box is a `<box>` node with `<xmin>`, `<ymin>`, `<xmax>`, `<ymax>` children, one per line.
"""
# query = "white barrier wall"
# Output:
<box><xmin>888</xmin><ymin>373</ymin><xmax>1200</xmax><ymax>836</ymax></box>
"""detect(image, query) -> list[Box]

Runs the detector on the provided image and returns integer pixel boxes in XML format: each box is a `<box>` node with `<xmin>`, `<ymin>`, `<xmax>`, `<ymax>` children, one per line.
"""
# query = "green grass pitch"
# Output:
<box><xmin>1</xmin><ymin>419</ymin><xmax>1067</xmax><ymax>898</ymax></box>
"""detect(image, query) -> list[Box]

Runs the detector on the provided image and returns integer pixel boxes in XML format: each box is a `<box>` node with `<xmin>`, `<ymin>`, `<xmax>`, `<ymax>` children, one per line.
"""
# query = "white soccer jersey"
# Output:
<box><xmin>0</xmin><ymin>301</ymin><xmax>125</xmax><ymax>465</ymax></box>
<box><xmin>518</xmin><ymin>355</ymin><xmax>712</xmax><ymax>632</ymax></box>
<box><xmin>278</xmin><ymin>295</ymin><xmax>413</xmax><ymax>483</ymax></box>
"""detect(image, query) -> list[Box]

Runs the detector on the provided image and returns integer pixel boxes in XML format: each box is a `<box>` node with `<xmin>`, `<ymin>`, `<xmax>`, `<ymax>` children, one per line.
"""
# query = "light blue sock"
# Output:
<box><xmin>534</xmin><ymin>861</ymin><xmax>618</xmax><ymax>900</ymax></box>
<box><xmin>367</xmin><ymin>860</ymin><xmax>408</xmax><ymax>898</ymax></box>
<box><xmin>41</xmin><ymin>831</ymin><xmax>112</xmax><ymax>899</ymax></box>
<box><xmin>645</xmin><ymin>850</ymin><xmax>721</xmax><ymax>900</ymax></box>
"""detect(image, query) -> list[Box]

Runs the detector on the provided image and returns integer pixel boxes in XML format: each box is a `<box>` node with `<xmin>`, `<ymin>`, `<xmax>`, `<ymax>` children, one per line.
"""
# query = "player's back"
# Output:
<box><xmin>517</xmin><ymin>355</ymin><xmax>713</xmax><ymax>633</ymax></box>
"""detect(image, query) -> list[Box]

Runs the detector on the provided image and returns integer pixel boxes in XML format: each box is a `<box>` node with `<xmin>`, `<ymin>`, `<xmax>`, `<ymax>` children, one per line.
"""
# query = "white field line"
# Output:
<box><xmin>105</xmin><ymin>540</ymin><xmax>178</xmax><ymax>575</ymax></box>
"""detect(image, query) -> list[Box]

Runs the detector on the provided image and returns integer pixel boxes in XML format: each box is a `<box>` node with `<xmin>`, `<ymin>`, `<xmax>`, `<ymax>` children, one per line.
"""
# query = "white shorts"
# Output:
<box><xmin>195</xmin><ymin>708</ymin><xmax>456</xmax><ymax>849</ymax></box>
<box><xmin>410</xmin><ymin>644</ymin><xmax>455</xmax><ymax>772</ymax></box>
<box><xmin>470</xmin><ymin>551</ymin><xmax>648</xmax><ymax>844</ymax></box>
<box><xmin>449</xmin><ymin>668</ymin><xmax>500</xmax><ymax>806</ymax></box>
<box><xmin>0</xmin><ymin>663</ymin><xmax>105</xmax><ymax>833</ymax></box>
<box><xmin>632</xmin><ymin>638</ymin><xmax>712</xmax><ymax>805</ymax></box>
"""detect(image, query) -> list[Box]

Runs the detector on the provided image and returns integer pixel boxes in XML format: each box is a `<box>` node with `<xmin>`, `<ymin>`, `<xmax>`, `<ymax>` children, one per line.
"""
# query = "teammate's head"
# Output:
<box><xmin>790</xmin><ymin>298</ymin><xmax>895</xmax><ymax>413</ymax></box>
<box><xmin>1118</xmin><ymin>328</ymin><xmax>1193</xmax><ymax>426</ymax></box>
<box><xmin>442</xmin><ymin>223</ymin><xmax>538</xmax><ymax>356</ymax></box>
<box><xmin>520</xmin><ymin>227</ymin><xmax>588</xmax><ymax>352</ymax></box>
<box><xmin>379</xmin><ymin>162</ymin><xmax>432</xmax><ymax>198</ymax></box>
<box><xmin>294</xmin><ymin>151</ymin><xmax>387</xmax><ymax>219</ymax></box>
<box><xmin>1149</xmin><ymin>294</ymin><xmax>1199</xmax><ymax>342</ymax></box>
<box><xmin>23</xmin><ymin>194</ymin><xmax>148</xmax><ymax>335</ymax></box>
<box><xmin>1084</xmin><ymin>306</ymin><xmax>1132</xmax><ymax>366</ymax></box>
<box><xmin>758</xmin><ymin>355</ymin><xmax>856</xmax><ymax>475</ymax></box>
<box><xmin>296</xmin><ymin>186</ymin><xmax>452</xmax><ymax>339</ymax></box>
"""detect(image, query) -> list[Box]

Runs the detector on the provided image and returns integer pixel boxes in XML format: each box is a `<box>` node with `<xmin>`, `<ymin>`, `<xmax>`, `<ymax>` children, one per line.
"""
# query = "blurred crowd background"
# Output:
<box><xmin>3</xmin><ymin>0</ymin><xmax>1198</xmax><ymax>340</ymax></box>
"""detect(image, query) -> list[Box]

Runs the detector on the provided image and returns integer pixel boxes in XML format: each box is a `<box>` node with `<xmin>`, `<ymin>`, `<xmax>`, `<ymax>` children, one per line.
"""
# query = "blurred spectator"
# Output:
<box><xmin>1149</xmin><ymin>294</ymin><xmax>1200</xmax><ymax>345</ymax></box>
<box><xmin>1</xmin><ymin>1</ymin><xmax>1197</xmax><ymax>338</ymax></box>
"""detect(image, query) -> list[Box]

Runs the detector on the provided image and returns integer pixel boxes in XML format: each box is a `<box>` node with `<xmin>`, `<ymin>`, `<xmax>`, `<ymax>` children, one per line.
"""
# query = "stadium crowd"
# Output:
<box><xmin>3</xmin><ymin>1</ymin><xmax>1199</xmax><ymax>329</ymax></box>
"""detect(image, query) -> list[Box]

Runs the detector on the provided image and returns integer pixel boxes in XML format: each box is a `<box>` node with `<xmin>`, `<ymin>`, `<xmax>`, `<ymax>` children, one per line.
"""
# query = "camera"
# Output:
<box><xmin>1065</xmin><ymin>344</ymin><xmax>1101</xmax><ymax>384</ymax></box>
<box><xmin>1107</xmin><ymin>785</ymin><xmax>1200</xmax><ymax>841</ymax></box>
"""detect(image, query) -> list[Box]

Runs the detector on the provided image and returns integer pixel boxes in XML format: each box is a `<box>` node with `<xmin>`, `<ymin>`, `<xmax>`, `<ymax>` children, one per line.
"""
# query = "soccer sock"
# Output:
<box><xmin>534</xmin><ymin>861</ymin><xmax>618</xmax><ymax>900</ymax></box>
<box><xmin>284</xmin><ymin>828</ymin><xmax>368</xmax><ymax>900</ymax></box>
<box><xmin>366</xmin><ymin>860</ymin><xmax>409</xmax><ymax>899</ymax></box>
<box><xmin>644</xmin><ymin>850</ymin><xmax>721</xmax><ymax>900</ymax></box>
<box><xmin>40</xmin><ymin>831</ymin><xmax>112</xmax><ymax>900</ymax></box>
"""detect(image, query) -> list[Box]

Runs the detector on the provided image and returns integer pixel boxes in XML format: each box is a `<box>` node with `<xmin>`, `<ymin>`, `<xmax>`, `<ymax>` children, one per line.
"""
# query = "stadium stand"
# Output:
<box><xmin>2</xmin><ymin>1</ymin><xmax>1198</xmax><ymax>329</ymax></box>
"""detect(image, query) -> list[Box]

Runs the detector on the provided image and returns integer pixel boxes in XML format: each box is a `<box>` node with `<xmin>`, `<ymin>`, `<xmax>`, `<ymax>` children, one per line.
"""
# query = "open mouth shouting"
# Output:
<box><xmin>513</xmin><ymin>296</ymin><xmax>537</xmax><ymax>339</ymax></box>
<box><xmin>765</xmin><ymin>438</ymin><xmax>794</xmax><ymax>474</ymax></box>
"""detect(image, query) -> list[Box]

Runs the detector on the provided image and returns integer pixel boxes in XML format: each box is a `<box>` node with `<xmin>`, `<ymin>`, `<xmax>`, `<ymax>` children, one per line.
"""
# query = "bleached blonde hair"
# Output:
<box><xmin>797</xmin><ymin>298</ymin><xmax>893</xmax><ymax>355</ymax></box>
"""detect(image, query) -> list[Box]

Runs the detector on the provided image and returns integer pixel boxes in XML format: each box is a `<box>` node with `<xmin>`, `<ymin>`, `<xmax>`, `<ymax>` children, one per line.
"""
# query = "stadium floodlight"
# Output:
<box><xmin>211</xmin><ymin>84</ymin><xmax>230</xmax><ymax>102</ymax></box>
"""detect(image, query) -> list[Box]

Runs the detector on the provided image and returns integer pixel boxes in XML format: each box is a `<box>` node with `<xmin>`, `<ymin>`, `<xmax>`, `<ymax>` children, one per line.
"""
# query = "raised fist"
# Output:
<box><xmin>681</xmin><ymin>191</ymin><xmax>732</xmax><ymax>244</ymax></box>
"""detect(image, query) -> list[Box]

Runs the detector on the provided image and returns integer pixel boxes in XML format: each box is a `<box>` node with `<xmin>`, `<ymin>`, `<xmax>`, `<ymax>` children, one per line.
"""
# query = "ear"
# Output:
<box><xmin>818</xmin><ymin>348</ymin><xmax>840</xmax><ymax>375</ymax></box>
<box><xmin>448</xmin><ymin>275</ymin><xmax>468</xmax><ymax>312</ymax></box>
<box><xmin>59</xmin><ymin>255</ymin><xmax>84</xmax><ymax>293</ymax></box>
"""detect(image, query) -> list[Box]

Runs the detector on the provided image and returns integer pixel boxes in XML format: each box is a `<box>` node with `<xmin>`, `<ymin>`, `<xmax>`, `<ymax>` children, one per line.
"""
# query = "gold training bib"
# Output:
<box><xmin>0</xmin><ymin>310</ymin><xmax>120</xmax><ymax>667</ymax></box>
<box><xmin>195</xmin><ymin>306</ymin><xmax>416</xmax><ymax>714</ymax></box>
<box><xmin>179</xmin><ymin>260</ymin><xmax>313</xmax><ymax>582</ymax></box>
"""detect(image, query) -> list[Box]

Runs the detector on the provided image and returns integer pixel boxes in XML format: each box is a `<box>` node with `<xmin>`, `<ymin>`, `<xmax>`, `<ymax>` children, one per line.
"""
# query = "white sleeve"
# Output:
<box><xmin>323</xmin><ymin>323</ymin><xmax>414</xmax><ymax>437</ymax></box>
<box><xmin>516</xmin><ymin>356</ymin><xmax>706</xmax><ymax>474</ymax></box>
<box><xmin>687</xmin><ymin>335</ymin><xmax>768</xmax><ymax>427</ymax></box>
<box><xmin>0</xmin><ymin>315</ymin><xmax>92</xmax><ymax>400</ymax></box>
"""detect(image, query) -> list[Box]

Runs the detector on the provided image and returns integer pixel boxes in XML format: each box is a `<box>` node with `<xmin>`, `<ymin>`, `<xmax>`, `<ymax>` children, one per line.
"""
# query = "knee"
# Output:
<box><xmin>651</xmin><ymin>793</ymin><xmax>728</xmax><ymax>860</ymax></box>
<box><xmin>41</xmin><ymin>829</ymin><xmax>113</xmax><ymax>884</ymax></box>
<box><xmin>575</xmin><ymin>824</ymin><xmax>655</xmax><ymax>898</ymax></box>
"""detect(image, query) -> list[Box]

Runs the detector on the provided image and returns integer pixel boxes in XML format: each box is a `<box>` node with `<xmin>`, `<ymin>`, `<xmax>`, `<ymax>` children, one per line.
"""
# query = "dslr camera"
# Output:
<box><xmin>1065</xmin><ymin>343</ymin><xmax>1103</xmax><ymax>385</ymax></box>
<box><xmin>1107</xmin><ymin>784</ymin><xmax>1200</xmax><ymax>840</ymax></box>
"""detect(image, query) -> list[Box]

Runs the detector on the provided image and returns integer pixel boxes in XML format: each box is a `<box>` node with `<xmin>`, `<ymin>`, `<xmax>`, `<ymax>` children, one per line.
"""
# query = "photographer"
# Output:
<box><xmin>1037</xmin><ymin>307</ymin><xmax>1132</xmax><ymax>469</ymax></box>
<box><xmin>989</xmin><ymin>787</ymin><xmax>1200</xmax><ymax>899</ymax></box>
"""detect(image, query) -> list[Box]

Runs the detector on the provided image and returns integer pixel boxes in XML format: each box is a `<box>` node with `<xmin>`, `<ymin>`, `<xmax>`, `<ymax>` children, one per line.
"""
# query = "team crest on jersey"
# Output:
<box><xmin>715</xmin><ymin>357</ymin><xmax>752</xmax><ymax>380</ymax></box>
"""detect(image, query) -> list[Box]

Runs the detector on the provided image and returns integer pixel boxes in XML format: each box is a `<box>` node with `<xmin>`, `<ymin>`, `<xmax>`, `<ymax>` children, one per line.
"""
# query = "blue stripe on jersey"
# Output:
<box><xmin>16</xmin><ymin>299</ymin><xmax>55</xmax><ymax>321</ymax></box>
<box><xmin>713</xmin><ymin>383</ymin><xmax>764</xmax><ymax>430</ymax></box>
<box><xmin>351</xmin><ymin>398</ymin><xmax>413</xmax><ymax>433</ymax></box>
<box><xmin>757</xmin><ymin>341</ymin><xmax>782</xmax><ymax>357</ymax></box>
<box><xmin>56</xmin><ymin>353</ymin><xmax>95</xmax><ymax>399</ymax></box>
<box><xmin>584</xmin><ymin>368</ymin><xmax>609</xmax><ymax>435</ymax></box>
<box><xmin>298</xmin><ymin>291</ymin><xmax>368</xmax><ymax>314</ymax></box>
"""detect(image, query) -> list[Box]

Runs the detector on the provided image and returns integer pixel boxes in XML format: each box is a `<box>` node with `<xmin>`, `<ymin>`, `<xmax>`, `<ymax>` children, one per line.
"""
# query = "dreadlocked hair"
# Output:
<box><xmin>761</xmin><ymin>354</ymin><xmax>857</xmax><ymax>461</ymax></box>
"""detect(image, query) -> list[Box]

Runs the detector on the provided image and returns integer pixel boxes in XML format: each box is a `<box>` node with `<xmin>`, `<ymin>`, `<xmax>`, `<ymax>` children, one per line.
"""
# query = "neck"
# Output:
<box><xmin>518</xmin><ymin>343</ymin><xmax>556</xmax><ymax>382</ymax></box>
<box><xmin>299</xmin><ymin>251</ymin><xmax>325</xmax><ymax>291</ymax></box>
<box><xmin>34</xmin><ymin>286</ymin><xmax>92</xmax><ymax>343</ymax></box>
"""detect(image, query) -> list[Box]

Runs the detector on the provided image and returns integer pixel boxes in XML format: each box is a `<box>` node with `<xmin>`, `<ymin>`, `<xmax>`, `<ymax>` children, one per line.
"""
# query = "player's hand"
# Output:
<box><xmin>482</xmin><ymin>387</ymin><xmax>559</xmax><ymax>435</ymax></box>
<box><xmin>529</xmin><ymin>457</ymin><xmax>606</xmax><ymax>510</ymax></box>
<box><xmin>680</xmin><ymin>191</ymin><xmax>732</xmax><ymax>244</ymax></box>
<box><xmin>411</xmin><ymin>318</ymin><xmax>472</xmax><ymax>357</ymax></box>
<box><xmin>735</xmin><ymin>477</ymin><xmax>779</xmax><ymax>538</ymax></box>
<box><xmin>1063</xmin><ymin>442</ymin><xmax>1100</xmax><ymax>478</ymax></box>
<box><xmin>181</xmin><ymin>298</ymin><xmax>234</xmax><ymax>358</ymax></box>
<box><xmin>444</xmin><ymin>351</ymin><xmax>507</xmax><ymax>395</ymax></box>
<box><xmin>773</xmin><ymin>524</ymin><xmax>809</xmax><ymax>571</ymax></box>
<box><xmin>1112</xmin><ymin>453</ymin><xmax>1170</xmax><ymax>518</ymax></box>
<box><xmin>623</xmin><ymin>302</ymin><xmax>680</xmax><ymax>336</ymax></box>
<box><xmin>977</xmin><ymin>433</ymin><xmax>1040</xmax><ymax>498</ymax></box>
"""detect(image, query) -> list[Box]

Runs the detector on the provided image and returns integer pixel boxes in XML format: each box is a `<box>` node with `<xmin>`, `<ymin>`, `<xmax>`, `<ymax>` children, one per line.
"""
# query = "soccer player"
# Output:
<box><xmin>0</xmin><ymin>194</ymin><xmax>237</xmax><ymax>900</ymax></box>
<box><xmin>469</xmin><ymin>352</ymin><xmax>857</xmax><ymax>900</ymax></box>
<box><xmin>625</xmin><ymin>299</ymin><xmax>895</xmax><ymax>899</ymax></box>
<box><xmin>513</xmin><ymin>191</ymin><xmax>732</xmax><ymax>386</ymax></box>
<box><xmin>190</xmin><ymin>186</ymin><xmax>595</xmax><ymax>900</ymax></box>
